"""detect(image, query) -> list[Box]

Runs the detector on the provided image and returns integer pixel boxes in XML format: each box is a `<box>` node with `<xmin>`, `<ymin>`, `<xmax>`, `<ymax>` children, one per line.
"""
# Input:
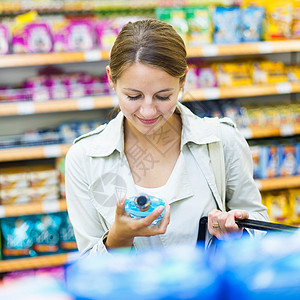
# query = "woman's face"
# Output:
<box><xmin>107</xmin><ymin>62</ymin><xmax>184</xmax><ymax>136</ymax></box>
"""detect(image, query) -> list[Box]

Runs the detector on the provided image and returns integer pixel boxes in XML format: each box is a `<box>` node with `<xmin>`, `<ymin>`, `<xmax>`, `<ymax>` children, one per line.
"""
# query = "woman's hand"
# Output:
<box><xmin>105</xmin><ymin>197</ymin><xmax>170</xmax><ymax>249</ymax></box>
<box><xmin>208</xmin><ymin>208</ymin><xmax>249</xmax><ymax>240</ymax></box>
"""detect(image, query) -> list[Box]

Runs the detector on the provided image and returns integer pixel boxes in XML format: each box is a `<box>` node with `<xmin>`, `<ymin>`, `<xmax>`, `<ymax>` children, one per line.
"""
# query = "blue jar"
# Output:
<box><xmin>125</xmin><ymin>193</ymin><xmax>165</xmax><ymax>225</ymax></box>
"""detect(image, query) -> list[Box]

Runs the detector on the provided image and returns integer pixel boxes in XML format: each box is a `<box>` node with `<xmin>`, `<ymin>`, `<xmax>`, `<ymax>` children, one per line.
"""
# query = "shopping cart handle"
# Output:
<box><xmin>234</xmin><ymin>217</ymin><xmax>299</xmax><ymax>233</ymax></box>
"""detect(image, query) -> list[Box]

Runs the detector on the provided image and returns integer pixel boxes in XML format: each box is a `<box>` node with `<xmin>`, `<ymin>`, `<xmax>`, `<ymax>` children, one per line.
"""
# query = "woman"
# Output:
<box><xmin>65</xmin><ymin>19</ymin><xmax>268</xmax><ymax>256</ymax></box>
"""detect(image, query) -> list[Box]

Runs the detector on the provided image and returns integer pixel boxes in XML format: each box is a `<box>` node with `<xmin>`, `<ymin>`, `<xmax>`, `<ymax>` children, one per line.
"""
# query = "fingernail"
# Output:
<box><xmin>236</xmin><ymin>212</ymin><xmax>242</xmax><ymax>218</ymax></box>
<box><xmin>157</xmin><ymin>206</ymin><xmax>164</xmax><ymax>214</ymax></box>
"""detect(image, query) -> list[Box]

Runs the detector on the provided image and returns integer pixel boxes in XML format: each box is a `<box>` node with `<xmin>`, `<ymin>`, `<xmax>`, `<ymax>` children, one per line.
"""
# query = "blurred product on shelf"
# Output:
<box><xmin>0</xmin><ymin>212</ymin><xmax>77</xmax><ymax>260</ymax></box>
<box><xmin>0</xmin><ymin>118</ymin><xmax>105</xmax><ymax>149</ymax></box>
<box><xmin>0</xmin><ymin>66</ymin><xmax>110</xmax><ymax>103</ymax></box>
<box><xmin>0</xmin><ymin>165</ymin><xmax>60</xmax><ymax>205</ymax></box>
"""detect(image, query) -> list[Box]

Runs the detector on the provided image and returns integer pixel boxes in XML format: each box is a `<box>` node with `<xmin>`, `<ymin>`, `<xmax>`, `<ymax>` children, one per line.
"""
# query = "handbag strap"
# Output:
<box><xmin>204</xmin><ymin>117</ymin><xmax>226</xmax><ymax>211</ymax></box>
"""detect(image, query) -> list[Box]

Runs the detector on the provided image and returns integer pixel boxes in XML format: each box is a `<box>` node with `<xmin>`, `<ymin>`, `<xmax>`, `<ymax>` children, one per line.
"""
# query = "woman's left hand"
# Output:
<box><xmin>208</xmin><ymin>208</ymin><xmax>249</xmax><ymax>240</ymax></box>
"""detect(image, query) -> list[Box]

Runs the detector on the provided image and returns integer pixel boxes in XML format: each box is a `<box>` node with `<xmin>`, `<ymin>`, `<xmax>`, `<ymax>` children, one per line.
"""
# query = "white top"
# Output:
<box><xmin>65</xmin><ymin>102</ymin><xmax>269</xmax><ymax>256</ymax></box>
<box><xmin>135</xmin><ymin>152</ymin><xmax>185</xmax><ymax>247</ymax></box>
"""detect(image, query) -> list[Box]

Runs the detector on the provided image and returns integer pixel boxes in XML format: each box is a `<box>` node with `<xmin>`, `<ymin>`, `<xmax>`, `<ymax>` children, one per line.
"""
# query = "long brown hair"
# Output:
<box><xmin>109</xmin><ymin>19</ymin><xmax>187</xmax><ymax>85</ymax></box>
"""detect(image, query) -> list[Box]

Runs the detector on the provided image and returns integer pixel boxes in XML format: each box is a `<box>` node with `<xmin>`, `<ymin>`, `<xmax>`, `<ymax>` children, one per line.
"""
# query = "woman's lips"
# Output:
<box><xmin>137</xmin><ymin>116</ymin><xmax>160</xmax><ymax>125</ymax></box>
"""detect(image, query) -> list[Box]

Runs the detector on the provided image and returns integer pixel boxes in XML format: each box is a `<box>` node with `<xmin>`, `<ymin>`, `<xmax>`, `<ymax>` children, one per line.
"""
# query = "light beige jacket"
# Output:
<box><xmin>65</xmin><ymin>102</ymin><xmax>269</xmax><ymax>256</ymax></box>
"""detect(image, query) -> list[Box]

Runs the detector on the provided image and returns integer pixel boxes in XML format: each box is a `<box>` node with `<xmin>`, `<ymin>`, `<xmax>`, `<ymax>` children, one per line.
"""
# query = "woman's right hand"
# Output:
<box><xmin>105</xmin><ymin>197</ymin><xmax>170</xmax><ymax>249</ymax></box>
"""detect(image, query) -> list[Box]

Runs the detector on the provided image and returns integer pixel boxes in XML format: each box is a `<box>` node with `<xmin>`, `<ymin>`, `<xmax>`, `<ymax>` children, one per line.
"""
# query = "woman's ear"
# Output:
<box><xmin>106</xmin><ymin>65</ymin><xmax>115</xmax><ymax>89</ymax></box>
<box><xmin>180</xmin><ymin>66</ymin><xmax>189</xmax><ymax>90</ymax></box>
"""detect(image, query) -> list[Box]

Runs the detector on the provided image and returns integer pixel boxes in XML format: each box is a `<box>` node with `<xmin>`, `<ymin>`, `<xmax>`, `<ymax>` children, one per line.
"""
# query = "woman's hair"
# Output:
<box><xmin>109</xmin><ymin>19</ymin><xmax>187</xmax><ymax>84</ymax></box>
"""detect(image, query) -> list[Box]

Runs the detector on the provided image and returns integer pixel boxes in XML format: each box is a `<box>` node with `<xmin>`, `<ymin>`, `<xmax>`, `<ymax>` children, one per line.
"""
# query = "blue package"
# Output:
<box><xmin>1</xmin><ymin>216</ymin><xmax>36</xmax><ymax>259</ymax></box>
<box><xmin>242</xmin><ymin>6</ymin><xmax>265</xmax><ymax>42</ymax></box>
<box><xmin>212</xmin><ymin>6</ymin><xmax>242</xmax><ymax>44</ymax></box>
<box><xmin>65</xmin><ymin>246</ymin><xmax>221</xmax><ymax>300</ymax></box>
<box><xmin>32</xmin><ymin>213</ymin><xmax>62</xmax><ymax>255</ymax></box>
<box><xmin>59</xmin><ymin>212</ymin><xmax>77</xmax><ymax>252</ymax></box>
<box><xmin>259</xmin><ymin>144</ymin><xmax>280</xmax><ymax>179</ymax></box>
<box><xmin>218</xmin><ymin>231</ymin><xmax>300</xmax><ymax>300</ymax></box>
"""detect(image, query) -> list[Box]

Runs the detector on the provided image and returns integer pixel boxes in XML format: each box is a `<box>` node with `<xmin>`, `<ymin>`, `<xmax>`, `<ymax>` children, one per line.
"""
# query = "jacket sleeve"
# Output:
<box><xmin>65</xmin><ymin>141</ymin><xmax>110</xmax><ymax>256</ymax></box>
<box><xmin>220</xmin><ymin>122</ymin><xmax>269</xmax><ymax>224</ymax></box>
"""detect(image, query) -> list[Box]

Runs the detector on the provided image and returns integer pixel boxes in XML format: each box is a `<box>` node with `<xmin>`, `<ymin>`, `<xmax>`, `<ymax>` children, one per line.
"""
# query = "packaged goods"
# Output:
<box><xmin>213</xmin><ymin>62</ymin><xmax>252</xmax><ymax>87</ymax></box>
<box><xmin>251</xmin><ymin>60</ymin><xmax>288</xmax><ymax>84</ymax></box>
<box><xmin>1</xmin><ymin>216</ymin><xmax>37</xmax><ymax>259</ymax></box>
<box><xmin>186</xmin><ymin>6</ymin><xmax>212</xmax><ymax>45</ymax></box>
<box><xmin>212</xmin><ymin>6</ymin><xmax>242</xmax><ymax>44</ymax></box>
<box><xmin>263</xmin><ymin>190</ymin><xmax>290</xmax><ymax>224</ymax></box>
<box><xmin>263</xmin><ymin>1</ymin><xmax>293</xmax><ymax>40</ymax></box>
<box><xmin>278</xmin><ymin>144</ymin><xmax>298</xmax><ymax>177</ymax></box>
<box><xmin>289</xmin><ymin>188</ymin><xmax>300</xmax><ymax>224</ymax></box>
<box><xmin>260</xmin><ymin>145</ymin><xmax>280</xmax><ymax>178</ymax></box>
<box><xmin>32</xmin><ymin>213</ymin><xmax>62</xmax><ymax>255</ymax></box>
<box><xmin>241</xmin><ymin>6</ymin><xmax>265</xmax><ymax>42</ymax></box>
<box><xmin>0</xmin><ymin>24</ymin><xmax>9</xmax><ymax>54</ymax></box>
<box><xmin>59</xmin><ymin>212</ymin><xmax>77</xmax><ymax>251</ymax></box>
<box><xmin>66</xmin><ymin>246</ymin><xmax>221</xmax><ymax>300</ymax></box>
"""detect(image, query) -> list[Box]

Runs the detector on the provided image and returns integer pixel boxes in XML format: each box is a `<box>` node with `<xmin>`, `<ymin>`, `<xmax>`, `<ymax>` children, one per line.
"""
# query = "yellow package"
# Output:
<box><xmin>292</xmin><ymin>0</ymin><xmax>300</xmax><ymax>38</ymax></box>
<box><xmin>286</xmin><ymin>65</ymin><xmax>300</xmax><ymax>82</ymax></box>
<box><xmin>264</xmin><ymin>190</ymin><xmax>291</xmax><ymax>224</ymax></box>
<box><xmin>244</xmin><ymin>105</ymin><xmax>266</xmax><ymax>127</ymax></box>
<box><xmin>251</xmin><ymin>61</ymin><xmax>287</xmax><ymax>84</ymax></box>
<box><xmin>289</xmin><ymin>188</ymin><xmax>300</xmax><ymax>224</ymax></box>
<box><xmin>277</xmin><ymin>105</ymin><xmax>295</xmax><ymax>125</ymax></box>
<box><xmin>263</xmin><ymin>0</ymin><xmax>293</xmax><ymax>40</ymax></box>
<box><xmin>262</xmin><ymin>106</ymin><xmax>281</xmax><ymax>128</ymax></box>
<box><xmin>213</xmin><ymin>62</ymin><xmax>252</xmax><ymax>87</ymax></box>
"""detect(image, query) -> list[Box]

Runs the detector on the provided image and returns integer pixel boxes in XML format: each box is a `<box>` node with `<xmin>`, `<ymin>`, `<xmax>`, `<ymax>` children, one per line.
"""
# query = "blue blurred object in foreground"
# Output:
<box><xmin>65</xmin><ymin>246</ymin><xmax>221</xmax><ymax>300</ymax></box>
<box><xmin>216</xmin><ymin>230</ymin><xmax>300</xmax><ymax>300</ymax></box>
<box><xmin>125</xmin><ymin>193</ymin><xmax>165</xmax><ymax>225</ymax></box>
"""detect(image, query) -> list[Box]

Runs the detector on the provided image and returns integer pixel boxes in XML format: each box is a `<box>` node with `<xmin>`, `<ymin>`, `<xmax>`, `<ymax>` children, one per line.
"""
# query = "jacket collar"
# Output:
<box><xmin>87</xmin><ymin>102</ymin><xmax>220</xmax><ymax>157</ymax></box>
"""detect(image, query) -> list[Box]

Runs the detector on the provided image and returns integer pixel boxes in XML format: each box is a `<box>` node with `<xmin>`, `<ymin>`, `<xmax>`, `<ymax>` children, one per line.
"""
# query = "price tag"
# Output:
<box><xmin>280</xmin><ymin>124</ymin><xmax>294</xmax><ymax>136</ymax></box>
<box><xmin>0</xmin><ymin>206</ymin><xmax>5</xmax><ymax>218</ymax></box>
<box><xmin>84</xmin><ymin>50</ymin><xmax>102</xmax><ymax>62</ymax></box>
<box><xmin>276</xmin><ymin>82</ymin><xmax>292</xmax><ymax>94</ymax></box>
<box><xmin>42</xmin><ymin>201</ymin><xmax>60</xmax><ymax>213</ymax></box>
<box><xmin>43</xmin><ymin>145</ymin><xmax>61</xmax><ymax>158</ymax></box>
<box><xmin>112</xmin><ymin>94</ymin><xmax>119</xmax><ymax>106</ymax></box>
<box><xmin>258</xmin><ymin>42</ymin><xmax>273</xmax><ymax>53</ymax></box>
<box><xmin>77</xmin><ymin>97</ymin><xmax>94</xmax><ymax>110</ymax></box>
<box><xmin>201</xmin><ymin>45</ymin><xmax>218</xmax><ymax>57</ymax></box>
<box><xmin>239</xmin><ymin>128</ymin><xmax>252</xmax><ymax>139</ymax></box>
<box><xmin>204</xmin><ymin>88</ymin><xmax>220</xmax><ymax>100</ymax></box>
<box><xmin>17</xmin><ymin>102</ymin><xmax>35</xmax><ymax>115</ymax></box>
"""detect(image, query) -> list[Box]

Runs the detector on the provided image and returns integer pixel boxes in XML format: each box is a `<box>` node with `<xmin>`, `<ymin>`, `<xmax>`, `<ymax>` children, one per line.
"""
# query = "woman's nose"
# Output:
<box><xmin>140</xmin><ymin>98</ymin><xmax>157</xmax><ymax>117</ymax></box>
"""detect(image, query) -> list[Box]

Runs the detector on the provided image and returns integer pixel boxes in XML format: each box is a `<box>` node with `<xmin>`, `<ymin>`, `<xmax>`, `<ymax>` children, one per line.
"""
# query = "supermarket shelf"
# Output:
<box><xmin>1</xmin><ymin>82</ymin><xmax>300</xmax><ymax>117</ymax></box>
<box><xmin>187</xmin><ymin>40</ymin><xmax>300</xmax><ymax>57</ymax></box>
<box><xmin>0</xmin><ymin>252</ymin><xmax>78</xmax><ymax>273</ymax></box>
<box><xmin>0</xmin><ymin>95</ymin><xmax>116</xmax><ymax>116</ymax></box>
<box><xmin>0</xmin><ymin>50</ymin><xmax>109</xmax><ymax>68</ymax></box>
<box><xmin>183</xmin><ymin>82</ymin><xmax>300</xmax><ymax>101</ymax></box>
<box><xmin>0</xmin><ymin>199</ymin><xmax>67</xmax><ymax>218</ymax></box>
<box><xmin>240</xmin><ymin>124</ymin><xmax>300</xmax><ymax>139</ymax></box>
<box><xmin>1</xmin><ymin>40</ymin><xmax>300</xmax><ymax>68</ymax></box>
<box><xmin>256</xmin><ymin>175</ymin><xmax>300</xmax><ymax>191</ymax></box>
<box><xmin>0</xmin><ymin>144</ymin><xmax>71</xmax><ymax>162</ymax></box>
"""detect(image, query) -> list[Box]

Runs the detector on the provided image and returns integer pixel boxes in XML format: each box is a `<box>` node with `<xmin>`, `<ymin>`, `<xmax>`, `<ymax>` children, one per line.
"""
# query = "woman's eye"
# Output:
<box><xmin>127</xmin><ymin>95</ymin><xmax>141</xmax><ymax>100</ymax></box>
<box><xmin>156</xmin><ymin>95</ymin><xmax>170</xmax><ymax>101</ymax></box>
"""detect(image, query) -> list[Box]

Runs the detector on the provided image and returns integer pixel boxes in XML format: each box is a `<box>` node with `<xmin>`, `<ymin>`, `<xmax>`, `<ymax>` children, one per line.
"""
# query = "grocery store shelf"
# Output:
<box><xmin>0</xmin><ymin>95</ymin><xmax>116</xmax><ymax>116</ymax></box>
<box><xmin>183</xmin><ymin>82</ymin><xmax>300</xmax><ymax>101</ymax></box>
<box><xmin>1</xmin><ymin>40</ymin><xmax>300</xmax><ymax>68</ymax></box>
<box><xmin>1</xmin><ymin>82</ymin><xmax>299</xmax><ymax>117</ymax></box>
<box><xmin>187</xmin><ymin>40</ymin><xmax>300</xmax><ymax>57</ymax></box>
<box><xmin>0</xmin><ymin>252</ymin><xmax>78</xmax><ymax>273</ymax></box>
<box><xmin>0</xmin><ymin>144</ymin><xmax>70</xmax><ymax>162</ymax></box>
<box><xmin>256</xmin><ymin>175</ymin><xmax>300</xmax><ymax>191</ymax></box>
<box><xmin>240</xmin><ymin>124</ymin><xmax>300</xmax><ymax>139</ymax></box>
<box><xmin>0</xmin><ymin>199</ymin><xmax>67</xmax><ymax>218</ymax></box>
<box><xmin>0</xmin><ymin>50</ymin><xmax>109</xmax><ymax>68</ymax></box>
